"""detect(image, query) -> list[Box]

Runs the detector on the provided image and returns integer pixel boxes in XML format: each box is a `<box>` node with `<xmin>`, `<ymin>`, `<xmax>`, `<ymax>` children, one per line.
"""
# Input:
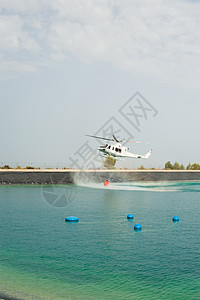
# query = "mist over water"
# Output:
<box><xmin>78</xmin><ymin>180</ymin><xmax>200</xmax><ymax>193</ymax></box>
<box><xmin>73</xmin><ymin>170</ymin><xmax>200</xmax><ymax>193</ymax></box>
<box><xmin>0</xmin><ymin>183</ymin><xmax>200</xmax><ymax>299</ymax></box>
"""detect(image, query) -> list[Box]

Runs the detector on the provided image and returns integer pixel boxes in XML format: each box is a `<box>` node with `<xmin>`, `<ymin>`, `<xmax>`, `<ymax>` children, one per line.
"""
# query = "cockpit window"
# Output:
<box><xmin>108</xmin><ymin>145</ymin><xmax>111</xmax><ymax>149</ymax></box>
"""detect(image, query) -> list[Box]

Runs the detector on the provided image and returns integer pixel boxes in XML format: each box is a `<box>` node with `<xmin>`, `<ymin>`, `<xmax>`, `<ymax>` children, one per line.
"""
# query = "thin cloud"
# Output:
<box><xmin>0</xmin><ymin>0</ymin><xmax>199</xmax><ymax>88</ymax></box>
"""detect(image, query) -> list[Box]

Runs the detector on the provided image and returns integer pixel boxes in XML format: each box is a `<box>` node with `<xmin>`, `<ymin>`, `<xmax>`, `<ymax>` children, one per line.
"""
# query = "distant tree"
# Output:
<box><xmin>2</xmin><ymin>165</ymin><xmax>11</xmax><ymax>169</ymax></box>
<box><xmin>173</xmin><ymin>161</ymin><xmax>180</xmax><ymax>170</ymax></box>
<box><xmin>26</xmin><ymin>166</ymin><xmax>35</xmax><ymax>169</ymax></box>
<box><xmin>174</xmin><ymin>161</ymin><xmax>185</xmax><ymax>170</ymax></box>
<box><xmin>16</xmin><ymin>165</ymin><xmax>21</xmax><ymax>169</ymax></box>
<box><xmin>104</xmin><ymin>156</ymin><xmax>116</xmax><ymax>169</ymax></box>
<box><xmin>191</xmin><ymin>163</ymin><xmax>200</xmax><ymax>170</ymax></box>
<box><xmin>138</xmin><ymin>165</ymin><xmax>145</xmax><ymax>170</ymax></box>
<box><xmin>165</xmin><ymin>161</ymin><xmax>173</xmax><ymax>170</ymax></box>
<box><xmin>186</xmin><ymin>163</ymin><xmax>191</xmax><ymax>170</ymax></box>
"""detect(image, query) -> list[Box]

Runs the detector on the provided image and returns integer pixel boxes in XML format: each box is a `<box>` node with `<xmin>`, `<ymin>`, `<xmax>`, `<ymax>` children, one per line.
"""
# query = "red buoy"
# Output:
<box><xmin>104</xmin><ymin>180</ymin><xmax>110</xmax><ymax>186</ymax></box>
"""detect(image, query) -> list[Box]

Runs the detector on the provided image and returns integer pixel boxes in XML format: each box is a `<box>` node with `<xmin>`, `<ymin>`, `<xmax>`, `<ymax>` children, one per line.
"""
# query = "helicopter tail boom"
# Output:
<box><xmin>125</xmin><ymin>149</ymin><xmax>152</xmax><ymax>159</ymax></box>
<box><xmin>141</xmin><ymin>149</ymin><xmax>152</xmax><ymax>159</ymax></box>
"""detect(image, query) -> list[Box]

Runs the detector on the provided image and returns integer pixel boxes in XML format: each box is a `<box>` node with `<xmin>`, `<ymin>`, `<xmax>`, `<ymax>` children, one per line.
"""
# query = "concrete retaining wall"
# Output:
<box><xmin>0</xmin><ymin>170</ymin><xmax>200</xmax><ymax>185</ymax></box>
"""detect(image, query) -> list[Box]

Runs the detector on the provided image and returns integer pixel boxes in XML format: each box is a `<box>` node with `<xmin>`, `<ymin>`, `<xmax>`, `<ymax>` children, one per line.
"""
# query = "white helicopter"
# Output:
<box><xmin>86</xmin><ymin>134</ymin><xmax>152</xmax><ymax>159</ymax></box>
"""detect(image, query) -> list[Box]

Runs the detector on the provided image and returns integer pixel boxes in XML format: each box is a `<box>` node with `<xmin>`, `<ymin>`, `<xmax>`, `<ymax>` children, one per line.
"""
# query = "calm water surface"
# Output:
<box><xmin>0</xmin><ymin>182</ymin><xmax>200</xmax><ymax>299</ymax></box>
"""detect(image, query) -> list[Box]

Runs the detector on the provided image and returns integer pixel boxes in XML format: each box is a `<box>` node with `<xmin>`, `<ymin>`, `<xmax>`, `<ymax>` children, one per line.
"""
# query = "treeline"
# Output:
<box><xmin>1</xmin><ymin>162</ymin><xmax>200</xmax><ymax>170</ymax></box>
<box><xmin>137</xmin><ymin>161</ymin><xmax>200</xmax><ymax>170</ymax></box>
<box><xmin>165</xmin><ymin>161</ymin><xmax>200</xmax><ymax>170</ymax></box>
<box><xmin>0</xmin><ymin>165</ymin><xmax>38</xmax><ymax>169</ymax></box>
<box><xmin>0</xmin><ymin>165</ymin><xmax>70</xmax><ymax>170</ymax></box>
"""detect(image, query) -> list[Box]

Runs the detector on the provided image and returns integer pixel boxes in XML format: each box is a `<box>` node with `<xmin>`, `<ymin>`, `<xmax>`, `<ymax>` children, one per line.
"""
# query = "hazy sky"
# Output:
<box><xmin>0</xmin><ymin>0</ymin><xmax>200</xmax><ymax>169</ymax></box>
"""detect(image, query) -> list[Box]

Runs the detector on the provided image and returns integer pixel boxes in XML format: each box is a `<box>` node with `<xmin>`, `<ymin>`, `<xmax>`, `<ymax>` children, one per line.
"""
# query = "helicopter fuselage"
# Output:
<box><xmin>98</xmin><ymin>142</ymin><xmax>151</xmax><ymax>159</ymax></box>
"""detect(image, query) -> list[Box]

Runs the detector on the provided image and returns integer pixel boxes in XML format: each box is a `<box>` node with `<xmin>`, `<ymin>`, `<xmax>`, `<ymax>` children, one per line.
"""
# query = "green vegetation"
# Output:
<box><xmin>173</xmin><ymin>161</ymin><xmax>185</xmax><ymax>170</ymax></box>
<box><xmin>2</xmin><ymin>165</ymin><xmax>11</xmax><ymax>169</ymax></box>
<box><xmin>138</xmin><ymin>165</ymin><xmax>145</xmax><ymax>170</ymax></box>
<box><xmin>0</xmin><ymin>161</ymin><xmax>199</xmax><ymax>170</ymax></box>
<box><xmin>186</xmin><ymin>163</ymin><xmax>191</xmax><ymax>170</ymax></box>
<box><xmin>165</xmin><ymin>161</ymin><xmax>200</xmax><ymax>170</ymax></box>
<box><xmin>164</xmin><ymin>161</ymin><xmax>184</xmax><ymax>170</ymax></box>
<box><xmin>187</xmin><ymin>163</ymin><xmax>200</xmax><ymax>170</ymax></box>
<box><xmin>104</xmin><ymin>156</ymin><xmax>116</xmax><ymax>169</ymax></box>
<box><xmin>165</xmin><ymin>161</ymin><xmax>173</xmax><ymax>169</ymax></box>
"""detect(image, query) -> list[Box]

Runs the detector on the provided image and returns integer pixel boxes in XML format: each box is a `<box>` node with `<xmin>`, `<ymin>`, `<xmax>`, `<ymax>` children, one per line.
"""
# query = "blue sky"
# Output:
<box><xmin>0</xmin><ymin>0</ymin><xmax>200</xmax><ymax>169</ymax></box>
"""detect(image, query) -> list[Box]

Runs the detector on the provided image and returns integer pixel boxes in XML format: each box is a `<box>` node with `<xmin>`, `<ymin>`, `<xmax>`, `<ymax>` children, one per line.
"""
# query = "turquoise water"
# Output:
<box><xmin>0</xmin><ymin>182</ymin><xmax>200</xmax><ymax>299</ymax></box>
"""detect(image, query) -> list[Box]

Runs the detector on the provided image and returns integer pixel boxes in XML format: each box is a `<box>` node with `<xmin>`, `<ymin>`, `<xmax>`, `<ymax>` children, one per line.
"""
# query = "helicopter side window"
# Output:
<box><xmin>112</xmin><ymin>147</ymin><xmax>114</xmax><ymax>150</ymax></box>
<box><xmin>108</xmin><ymin>145</ymin><xmax>111</xmax><ymax>149</ymax></box>
<box><xmin>119</xmin><ymin>149</ymin><xmax>121</xmax><ymax>153</ymax></box>
<box><xmin>115</xmin><ymin>148</ymin><xmax>119</xmax><ymax>152</ymax></box>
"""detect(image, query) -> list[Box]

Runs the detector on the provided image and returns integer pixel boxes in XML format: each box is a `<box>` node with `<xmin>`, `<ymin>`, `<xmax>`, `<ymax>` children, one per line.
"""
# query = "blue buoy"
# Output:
<box><xmin>65</xmin><ymin>216</ymin><xmax>79</xmax><ymax>222</ymax></box>
<box><xmin>127</xmin><ymin>214</ymin><xmax>134</xmax><ymax>219</ymax></box>
<box><xmin>172</xmin><ymin>216</ymin><xmax>179</xmax><ymax>222</ymax></box>
<box><xmin>134</xmin><ymin>224</ymin><xmax>142</xmax><ymax>230</ymax></box>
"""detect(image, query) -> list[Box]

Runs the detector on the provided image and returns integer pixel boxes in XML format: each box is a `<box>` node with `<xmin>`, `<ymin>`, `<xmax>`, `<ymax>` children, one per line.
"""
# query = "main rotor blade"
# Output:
<box><xmin>85</xmin><ymin>134</ymin><xmax>114</xmax><ymax>141</ymax></box>
<box><xmin>124</xmin><ymin>141</ymin><xmax>150</xmax><ymax>143</ymax></box>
